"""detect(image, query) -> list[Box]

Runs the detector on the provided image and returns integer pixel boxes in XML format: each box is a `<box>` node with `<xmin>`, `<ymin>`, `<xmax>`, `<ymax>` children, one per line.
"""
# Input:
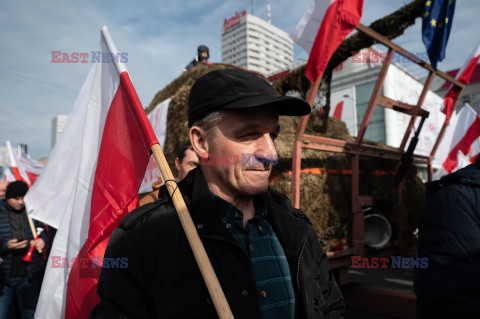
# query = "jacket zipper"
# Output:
<box><xmin>201</xmin><ymin>234</ymin><xmax>262</xmax><ymax>314</ymax></box>
<box><xmin>296</xmin><ymin>241</ymin><xmax>307</xmax><ymax>291</ymax></box>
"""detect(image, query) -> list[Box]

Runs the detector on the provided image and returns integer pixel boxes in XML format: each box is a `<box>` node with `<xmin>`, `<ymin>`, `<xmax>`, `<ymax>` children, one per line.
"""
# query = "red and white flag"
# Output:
<box><xmin>291</xmin><ymin>0</ymin><xmax>363</xmax><ymax>83</ymax></box>
<box><xmin>18</xmin><ymin>147</ymin><xmax>43</xmax><ymax>184</ymax></box>
<box><xmin>3</xmin><ymin>167</ymin><xmax>15</xmax><ymax>182</ymax></box>
<box><xmin>6</xmin><ymin>140</ymin><xmax>31</xmax><ymax>186</ymax></box>
<box><xmin>443</xmin><ymin>40</ymin><xmax>480</xmax><ymax>122</ymax></box>
<box><xmin>139</xmin><ymin>98</ymin><xmax>170</xmax><ymax>194</ymax></box>
<box><xmin>434</xmin><ymin>103</ymin><xmax>480</xmax><ymax>179</ymax></box>
<box><xmin>25</xmin><ymin>26</ymin><xmax>159</xmax><ymax>318</ymax></box>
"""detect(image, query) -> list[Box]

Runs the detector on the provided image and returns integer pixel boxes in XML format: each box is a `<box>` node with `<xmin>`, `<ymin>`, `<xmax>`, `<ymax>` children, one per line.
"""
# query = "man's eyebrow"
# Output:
<box><xmin>234</xmin><ymin>123</ymin><xmax>281</xmax><ymax>134</ymax></box>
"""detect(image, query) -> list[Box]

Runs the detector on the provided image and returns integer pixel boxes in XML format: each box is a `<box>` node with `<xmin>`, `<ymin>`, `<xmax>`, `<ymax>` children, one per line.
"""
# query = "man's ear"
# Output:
<box><xmin>189</xmin><ymin>126</ymin><xmax>209</xmax><ymax>163</ymax></box>
<box><xmin>175</xmin><ymin>157</ymin><xmax>181</xmax><ymax>172</ymax></box>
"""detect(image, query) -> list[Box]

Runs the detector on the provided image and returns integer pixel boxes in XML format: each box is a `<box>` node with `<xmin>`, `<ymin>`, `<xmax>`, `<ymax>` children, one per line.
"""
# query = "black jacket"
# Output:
<box><xmin>90</xmin><ymin>167</ymin><xmax>344</xmax><ymax>318</ymax></box>
<box><xmin>0</xmin><ymin>199</ymin><xmax>46</xmax><ymax>286</ymax></box>
<box><xmin>414</xmin><ymin>158</ymin><xmax>480</xmax><ymax>318</ymax></box>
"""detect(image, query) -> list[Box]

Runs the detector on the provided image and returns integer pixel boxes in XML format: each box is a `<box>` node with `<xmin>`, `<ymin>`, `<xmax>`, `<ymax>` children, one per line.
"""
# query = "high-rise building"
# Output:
<box><xmin>0</xmin><ymin>146</ymin><xmax>8</xmax><ymax>166</ymax></box>
<box><xmin>51</xmin><ymin>114</ymin><xmax>68</xmax><ymax>149</ymax></box>
<box><xmin>221</xmin><ymin>11</ymin><xmax>294</xmax><ymax>76</ymax></box>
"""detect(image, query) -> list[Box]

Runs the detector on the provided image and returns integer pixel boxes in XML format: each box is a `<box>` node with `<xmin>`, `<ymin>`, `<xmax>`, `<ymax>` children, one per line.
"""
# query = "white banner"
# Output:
<box><xmin>329</xmin><ymin>86</ymin><xmax>357</xmax><ymax>136</ymax></box>
<box><xmin>383</xmin><ymin>66</ymin><xmax>446</xmax><ymax>156</ymax></box>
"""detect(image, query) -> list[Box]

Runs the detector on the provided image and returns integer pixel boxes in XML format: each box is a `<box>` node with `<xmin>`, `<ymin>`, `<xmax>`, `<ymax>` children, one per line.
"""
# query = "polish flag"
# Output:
<box><xmin>6</xmin><ymin>140</ymin><xmax>31</xmax><ymax>186</ymax></box>
<box><xmin>18</xmin><ymin>147</ymin><xmax>43</xmax><ymax>184</ymax></box>
<box><xmin>291</xmin><ymin>0</ymin><xmax>363</xmax><ymax>83</ymax></box>
<box><xmin>25</xmin><ymin>26</ymin><xmax>159</xmax><ymax>318</ymax></box>
<box><xmin>434</xmin><ymin>103</ymin><xmax>480</xmax><ymax>179</ymax></box>
<box><xmin>443</xmin><ymin>40</ymin><xmax>480</xmax><ymax>122</ymax></box>
<box><xmin>3</xmin><ymin>168</ymin><xmax>15</xmax><ymax>182</ymax></box>
<box><xmin>138</xmin><ymin>98</ymin><xmax>170</xmax><ymax>194</ymax></box>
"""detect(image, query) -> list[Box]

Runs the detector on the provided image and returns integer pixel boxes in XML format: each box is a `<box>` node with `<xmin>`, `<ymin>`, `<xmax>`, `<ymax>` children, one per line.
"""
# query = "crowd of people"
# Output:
<box><xmin>1</xmin><ymin>67</ymin><xmax>478</xmax><ymax>318</ymax></box>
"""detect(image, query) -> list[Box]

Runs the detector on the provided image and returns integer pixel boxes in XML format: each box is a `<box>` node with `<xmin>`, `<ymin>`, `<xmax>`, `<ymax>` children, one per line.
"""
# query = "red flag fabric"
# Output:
<box><xmin>443</xmin><ymin>41</ymin><xmax>480</xmax><ymax>122</ymax></box>
<box><xmin>65</xmin><ymin>71</ymin><xmax>158</xmax><ymax>318</ymax></box>
<box><xmin>332</xmin><ymin>101</ymin><xmax>344</xmax><ymax>119</ymax></box>
<box><xmin>292</xmin><ymin>0</ymin><xmax>364</xmax><ymax>84</ymax></box>
<box><xmin>434</xmin><ymin>104</ymin><xmax>480</xmax><ymax>179</ymax></box>
<box><xmin>29</xmin><ymin>26</ymin><xmax>159</xmax><ymax>319</ymax></box>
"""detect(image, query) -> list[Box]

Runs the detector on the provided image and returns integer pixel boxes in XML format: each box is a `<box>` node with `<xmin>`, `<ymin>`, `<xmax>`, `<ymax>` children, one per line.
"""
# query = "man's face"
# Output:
<box><xmin>0</xmin><ymin>181</ymin><xmax>7</xmax><ymax>199</ymax></box>
<box><xmin>175</xmin><ymin>148</ymin><xmax>199</xmax><ymax>181</ymax></box>
<box><xmin>203</xmin><ymin>107</ymin><xmax>279</xmax><ymax>198</ymax></box>
<box><xmin>6</xmin><ymin>197</ymin><xmax>25</xmax><ymax>211</ymax></box>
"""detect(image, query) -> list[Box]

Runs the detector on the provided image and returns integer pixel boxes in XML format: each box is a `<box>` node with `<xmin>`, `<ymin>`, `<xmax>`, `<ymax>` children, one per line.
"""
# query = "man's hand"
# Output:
<box><xmin>30</xmin><ymin>238</ymin><xmax>45</xmax><ymax>252</ymax></box>
<box><xmin>7</xmin><ymin>239</ymin><xmax>28</xmax><ymax>250</ymax></box>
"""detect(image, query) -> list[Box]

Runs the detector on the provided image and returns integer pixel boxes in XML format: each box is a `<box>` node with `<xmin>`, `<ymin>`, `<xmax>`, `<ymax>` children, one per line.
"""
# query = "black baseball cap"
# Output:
<box><xmin>187</xmin><ymin>69</ymin><xmax>311</xmax><ymax>127</ymax></box>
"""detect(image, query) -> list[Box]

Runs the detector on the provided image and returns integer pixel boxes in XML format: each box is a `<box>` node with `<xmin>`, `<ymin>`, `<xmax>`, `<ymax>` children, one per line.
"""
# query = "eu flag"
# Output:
<box><xmin>422</xmin><ymin>0</ymin><xmax>456</xmax><ymax>70</ymax></box>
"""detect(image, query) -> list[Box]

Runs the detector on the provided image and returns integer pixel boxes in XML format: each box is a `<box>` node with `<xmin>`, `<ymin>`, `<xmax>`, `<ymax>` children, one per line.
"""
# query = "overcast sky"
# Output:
<box><xmin>1</xmin><ymin>0</ymin><xmax>479</xmax><ymax>159</ymax></box>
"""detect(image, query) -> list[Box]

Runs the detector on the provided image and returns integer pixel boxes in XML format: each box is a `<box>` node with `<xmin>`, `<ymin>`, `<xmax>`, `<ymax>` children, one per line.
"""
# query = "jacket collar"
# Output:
<box><xmin>177</xmin><ymin>167</ymin><xmax>309</xmax><ymax>258</ymax></box>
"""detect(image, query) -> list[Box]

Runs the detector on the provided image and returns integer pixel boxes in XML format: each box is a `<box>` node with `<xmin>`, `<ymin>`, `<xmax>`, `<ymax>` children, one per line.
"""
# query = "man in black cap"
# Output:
<box><xmin>0</xmin><ymin>181</ymin><xmax>46</xmax><ymax>318</ymax></box>
<box><xmin>91</xmin><ymin>69</ymin><xmax>345</xmax><ymax>318</ymax></box>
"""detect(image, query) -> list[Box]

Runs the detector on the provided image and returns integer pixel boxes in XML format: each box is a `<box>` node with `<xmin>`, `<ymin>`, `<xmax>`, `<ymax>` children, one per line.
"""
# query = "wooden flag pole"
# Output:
<box><xmin>27</xmin><ymin>216</ymin><xmax>42</xmax><ymax>253</ymax></box>
<box><xmin>150</xmin><ymin>143</ymin><xmax>234</xmax><ymax>319</ymax></box>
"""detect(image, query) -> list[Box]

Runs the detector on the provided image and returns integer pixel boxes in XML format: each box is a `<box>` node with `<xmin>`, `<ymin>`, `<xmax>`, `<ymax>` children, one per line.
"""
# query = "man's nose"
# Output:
<box><xmin>253</xmin><ymin>134</ymin><xmax>277</xmax><ymax>164</ymax></box>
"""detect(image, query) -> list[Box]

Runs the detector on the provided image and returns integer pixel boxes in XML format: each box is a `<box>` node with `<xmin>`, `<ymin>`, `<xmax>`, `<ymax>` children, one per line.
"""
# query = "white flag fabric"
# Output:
<box><xmin>455</xmin><ymin>151</ymin><xmax>472</xmax><ymax>172</ymax></box>
<box><xmin>29</xmin><ymin>25</ymin><xmax>159</xmax><ymax>319</ymax></box>
<box><xmin>291</xmin><ymin>0</ymin><xmax>335</xmax><ymax>54</ymax></box>
<box><xmin>138</xmin><ymin>98</ymin><xmax>170</xmax><ymax>194</ymax></box>
<box><xmin>18</xmin><ymin>147</ymin><xmax>43</xmax><ymax>184</ymax></box>
<box><xmin>3</xmin><ymin>167</ymin><xmax>15</xmax><ymax>182</ymax></box>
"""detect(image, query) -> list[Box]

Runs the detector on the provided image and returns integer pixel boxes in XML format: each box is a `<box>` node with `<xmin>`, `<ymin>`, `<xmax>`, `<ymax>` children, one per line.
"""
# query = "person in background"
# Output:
<box><xmin>0</xmin><ymin>181</ymin><xmax>46</xmax><ymax>319</ymax></box>
<box><xmin>175</xmin><ymin>140</ymin><xmax>200</xmax><ymax>181</ymax></box>
<box><xmin>138</xmin><ymin>140</ymin><xmax>199</xmax><ymax>206</ymax></box>
<box><xmin>184</xmin><ymin>45</ymin><xmax>210</xmax><ymax>71</ymax></box>
<box><xmin>414</xmin><ymin>155</ymin><xmax>480</xmax><ymax>317</ymax></box>
<box><xmin>0</xmin><ymin>181</ymin><xmax>8</xmax><ymax>200</ymax></box>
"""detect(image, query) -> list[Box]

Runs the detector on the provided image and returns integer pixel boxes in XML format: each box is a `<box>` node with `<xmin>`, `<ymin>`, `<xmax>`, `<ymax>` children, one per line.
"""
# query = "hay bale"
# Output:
<box><xmin>269</xmin><ymin>157</ymin><xmax>425</xmax><ymax>251</ymax></box>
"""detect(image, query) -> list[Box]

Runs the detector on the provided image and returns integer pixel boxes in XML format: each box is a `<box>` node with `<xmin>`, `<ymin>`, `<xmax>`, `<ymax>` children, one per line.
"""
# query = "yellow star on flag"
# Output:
<box><xmin>430</xmin><ymin>18</ymin><xmax>437</xmax><ymax>27</ymax></box>
<box><xmin>426</xmin><ymin>0</ymin><xmax>432</xmax><ymax>6</ymax></box>
<box><xmin>445</xmin><ymin>17</ymin><xmax>449</xmax><ymax>23</ymax></box>
<box><xmin>424</xmin><ymin>11</ymin><xmax>430</xmax><ymax>18</ymax></box>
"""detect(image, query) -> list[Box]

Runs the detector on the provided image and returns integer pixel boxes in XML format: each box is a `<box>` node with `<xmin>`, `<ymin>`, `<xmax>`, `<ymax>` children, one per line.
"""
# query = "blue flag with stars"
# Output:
<box><xmin>422</xmin><ymin>0</ymin><xmax>456</xmax><ymax>70</ymax></box>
